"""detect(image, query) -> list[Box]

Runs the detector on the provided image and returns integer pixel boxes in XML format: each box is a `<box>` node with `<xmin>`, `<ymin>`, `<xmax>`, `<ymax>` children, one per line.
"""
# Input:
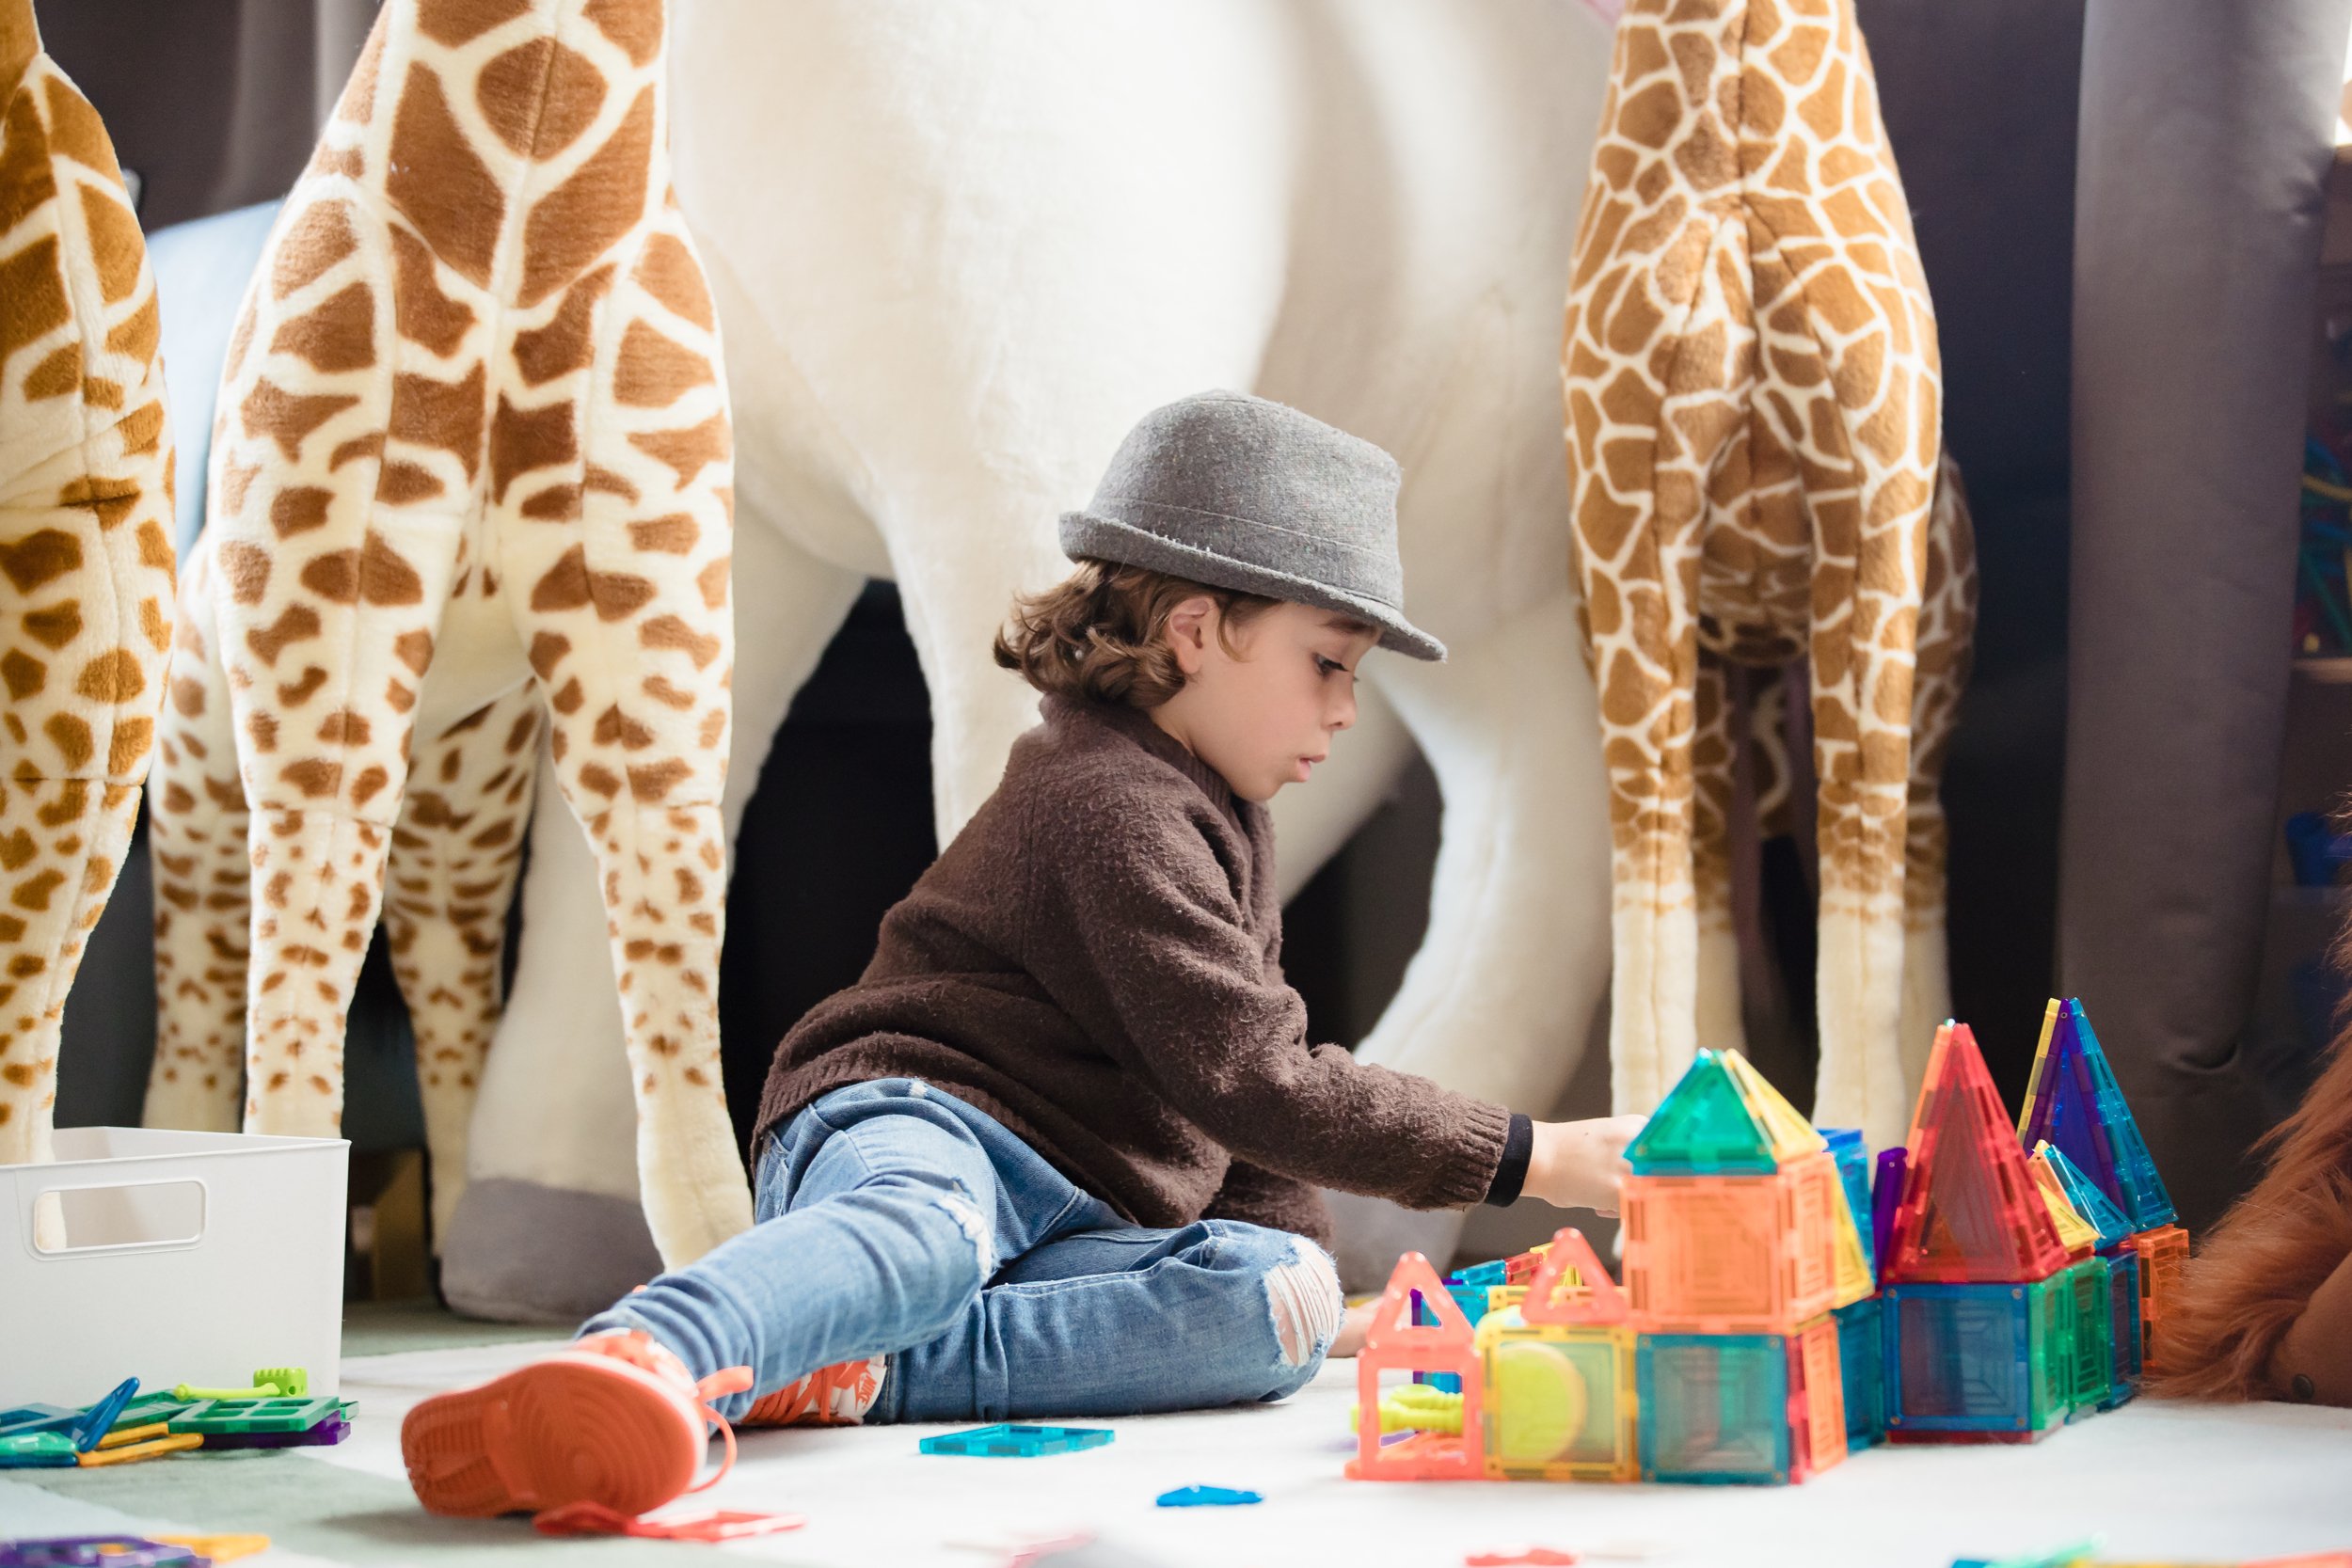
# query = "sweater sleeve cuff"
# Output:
<box><xmin>1483</xmin><ymin>1113</ymin><xmax>1534</xmax><ymax>1207</ymax></box>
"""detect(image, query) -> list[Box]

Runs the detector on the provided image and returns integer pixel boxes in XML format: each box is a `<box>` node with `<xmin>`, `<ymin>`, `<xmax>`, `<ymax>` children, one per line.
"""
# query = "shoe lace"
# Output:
<box><xmin>683</xmin><ymin>1367</ymin><xmax>752</xmax><ymax>1496</ymax></box>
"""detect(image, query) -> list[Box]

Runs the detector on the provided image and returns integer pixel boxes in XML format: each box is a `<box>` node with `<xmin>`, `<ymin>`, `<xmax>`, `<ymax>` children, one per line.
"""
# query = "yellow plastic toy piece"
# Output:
<box><xmin>1722</xmin><ymin>1050</ymin><xmax>1829</xmax><ymax>1165</ymax></box>
<box><xmin>1488</xmin><ymin>1339</ymin><xmax>1592</xmax><ymax>1464</ymax></box>
<box><xmin>76</xmin><ymin>1433</ymin><xmax>201</xmax><ymax>1465</ymax></box>
<box><xmin>1349</xmin><ymin>1382</ymin><xmax>1465</xmax><ymax>1436</ymax></box>
<box><xmin>155</xmin><ymin>1534</ymin><xmax>272</xmax><ymax>1563</ymax></box>
<box><xmin>2026</xmin><ymin>1148</ymin><xmax>2104</xmax><ymax>1258</ymax></box>
<box><xmin>253</xmin><ymin>1366</ymin><xmax>310</xmax><ymax>1398</ymax></box>
<box><xmin>174</xmin><ymin>1383</ymin><xmax>278</xmax><ymax>1401</ymax></box>
<box><xmin>1830</xmin><ymin>1192</ymin><xmax>1874</xmax><ymax>1308</ymax></box>
<box><xmin>96</xmin><ymin>1421</ymin><xmax>170</xmax><ymax>1450</ymax></box>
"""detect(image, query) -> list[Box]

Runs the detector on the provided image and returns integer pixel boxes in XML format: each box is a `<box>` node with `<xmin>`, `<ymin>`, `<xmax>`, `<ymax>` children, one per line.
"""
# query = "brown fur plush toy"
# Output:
<box><xmin>2153</xmin><ymin>933</ymin><xmax>2352</xmax><ymax>1405</ymax></box>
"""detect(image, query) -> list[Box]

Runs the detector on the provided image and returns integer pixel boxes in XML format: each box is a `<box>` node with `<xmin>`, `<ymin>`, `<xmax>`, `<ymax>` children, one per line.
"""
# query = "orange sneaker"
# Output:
<box><xmin>401</xmin><ymin>1329</ymin><xmax>752</xmax><ymax>1519</ymax></box>
<box><xmin>739</xmin><ymin>1354</ymin><xmax>888</xmax><ymax>1428</ymax></box>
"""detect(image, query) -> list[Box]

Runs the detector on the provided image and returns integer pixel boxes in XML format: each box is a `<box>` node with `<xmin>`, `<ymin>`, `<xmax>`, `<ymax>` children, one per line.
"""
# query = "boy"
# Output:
<box><xmin>401</xmin><ymin>390</ymin><xmax>1638</xmax><ymax>1519</ymax></box>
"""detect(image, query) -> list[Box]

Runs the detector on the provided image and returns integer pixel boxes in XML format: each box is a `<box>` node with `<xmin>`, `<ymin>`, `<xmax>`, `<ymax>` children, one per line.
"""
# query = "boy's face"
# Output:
<box><xmin>1151</xmin><ymin>598</ymin><xmax>1380</xmax><ymax>802</ymax></box>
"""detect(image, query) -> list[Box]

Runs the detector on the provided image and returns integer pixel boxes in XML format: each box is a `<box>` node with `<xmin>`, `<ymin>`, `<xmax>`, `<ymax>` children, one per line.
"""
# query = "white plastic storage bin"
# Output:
<box><xmin>2</xmin><ymin>1126</ymin><xmax>348</xmax><ymax>1408</ymax></box>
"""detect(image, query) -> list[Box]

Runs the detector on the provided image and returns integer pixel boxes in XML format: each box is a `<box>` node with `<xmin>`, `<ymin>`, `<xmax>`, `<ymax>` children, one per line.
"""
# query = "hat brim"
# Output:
<box><xmin>1058</xmin><ymin>511</ymin><xmax>1446</xmax><ymax>662</ymax></box>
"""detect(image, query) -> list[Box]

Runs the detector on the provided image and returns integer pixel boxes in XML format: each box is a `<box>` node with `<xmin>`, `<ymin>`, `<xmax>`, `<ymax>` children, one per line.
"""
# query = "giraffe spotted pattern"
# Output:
<box><xmin>144</xmin><ymin>0</ymin><xmax>749</xmax><ymax>1266</ymax></box>
<box><xmin>0</xmin><ymin>4</ymin><xmax>177</xmax><ymax>1188</ymax></box>
<box><xmin>1560</xmin><ymin>0</ymin><xmax>1977</xmax><ymax>1148</ymax></box>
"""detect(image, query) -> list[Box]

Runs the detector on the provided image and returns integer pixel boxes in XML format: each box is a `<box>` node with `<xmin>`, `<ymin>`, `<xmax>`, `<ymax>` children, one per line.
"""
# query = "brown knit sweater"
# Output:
<box><xmin>752</xmin><ymin>693</ymin><xmax>1513</xmax><ymax>1247</ymax></box>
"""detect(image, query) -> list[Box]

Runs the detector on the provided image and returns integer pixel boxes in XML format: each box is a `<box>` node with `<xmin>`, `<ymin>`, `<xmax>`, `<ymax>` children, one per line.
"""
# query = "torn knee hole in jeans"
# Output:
<box><xmin>930</xmin><ymin>1189</ymin><xmax>993</xmax><ymax>1281</ymax></box>
<box><xmin>1264</xmin><ymin>1242</ymin><xmax>1343</xmax><ymax>1368</ymax></box>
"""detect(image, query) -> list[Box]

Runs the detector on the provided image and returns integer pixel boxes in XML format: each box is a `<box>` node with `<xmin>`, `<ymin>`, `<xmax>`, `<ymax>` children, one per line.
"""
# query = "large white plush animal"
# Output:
<box><xmin>434</xmin><ymin>0</ymin><xmax>1629</xmax><ymax>1317</ymax></box>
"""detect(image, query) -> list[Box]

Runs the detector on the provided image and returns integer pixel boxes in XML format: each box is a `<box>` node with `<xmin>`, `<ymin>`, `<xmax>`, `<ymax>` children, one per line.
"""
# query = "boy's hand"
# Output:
<box><xmin>1523</xmin><ymin>1116</ymin><xmax>1645</xmax><ymax>1215</ymax></box>
<box><xmin>1328</xmin><ymin>1300</ymin><xmax>1379</xmax><ymax>1359</ymax></box>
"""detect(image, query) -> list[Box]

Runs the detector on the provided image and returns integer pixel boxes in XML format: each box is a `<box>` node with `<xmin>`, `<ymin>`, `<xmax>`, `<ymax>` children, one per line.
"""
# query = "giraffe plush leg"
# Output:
<box><xmin>382</xmin><ymin>685</ymin><xmax>538</xmax><ymax>1248</ymax></box>
<box><xmin>0</xmin><ymin>781</ymin><xmax>143</xmax><ymax>1162</ymax></box>
<box><xmin>1792</xmin><ymin>453</ymin><xmax>1930</xmax><ymax>1148</ymax></box>
<box><xmin>144</xmin><ymin>534</ymin><xmax>247</xmax><ymax>1131</ymax></box>
<box><xmin>1565</xmin><ymin>214</ymin><xmax>1748</xmax><ymax>1116</ymax></box>
<box><xmin>494</xmin><ymin>198</ymin><xmax>749</xmax><ymax>1268</ymax></box>
<box><xmin>1691</xmin><ymin>656</ymin><xmax>1744</xmax><ymax>1058</ymax></box>
<box><xmin>0</xmin><ymin>36</ymin><xmax>177</xmax><ymax>1185</ymax></box>
<box><xmin>1895</xmin><ymin>457</ymin><xmax>1977</xmax><ymax>1092</ymax></box>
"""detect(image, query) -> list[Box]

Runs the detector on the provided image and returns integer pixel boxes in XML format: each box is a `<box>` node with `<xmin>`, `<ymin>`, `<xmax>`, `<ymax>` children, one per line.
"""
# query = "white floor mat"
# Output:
<box><xmin>321</xmin><ymin>1339</ymin><xmax>2352</xmax><ymax>1567</ymax></box>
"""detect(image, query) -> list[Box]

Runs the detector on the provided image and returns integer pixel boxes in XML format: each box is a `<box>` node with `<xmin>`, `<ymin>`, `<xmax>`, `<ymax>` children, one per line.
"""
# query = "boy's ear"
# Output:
<box><xmin>1164</xmin><ymin>595</ymin><xmax>1216</xmax><ymax>675</ymax></box>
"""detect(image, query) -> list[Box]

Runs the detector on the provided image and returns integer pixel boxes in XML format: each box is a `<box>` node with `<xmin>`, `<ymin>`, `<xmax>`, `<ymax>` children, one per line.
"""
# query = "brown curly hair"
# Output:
<box><xmin>2152</xmin><ymin>908</ymin><xmax>2352</xmax><ymax>1401</ymax></box>
<box><xmin>993</xmin><ymin>560</ymin><xmax>1279</xmax><ymax>708</ymax></box>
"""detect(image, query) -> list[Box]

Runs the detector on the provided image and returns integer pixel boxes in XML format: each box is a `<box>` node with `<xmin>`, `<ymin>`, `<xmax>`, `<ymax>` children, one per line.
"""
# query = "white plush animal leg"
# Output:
<box><xmin>442</xmin><ymin>519</ymin><xmax>862</xmax><ymax>1320</ymax></box>
<box><xmin>380</xmin><ymin>683</ymin><xmax>538</xmax><ymax>1247</ymax></box>
<box><xmin>1323</xmin><ymin>590</ymin><xmax>1613</xmax><ymax>1280</ymax></box>
<box><xmin>884</xmin><ymin>469</ymin><xmax>1145</xmax><ymax>843</ymax></box>
<box><xmin>145</xmin><ymin>533</ymin><xmax>246</xmax><ymax>1131</ymax></box>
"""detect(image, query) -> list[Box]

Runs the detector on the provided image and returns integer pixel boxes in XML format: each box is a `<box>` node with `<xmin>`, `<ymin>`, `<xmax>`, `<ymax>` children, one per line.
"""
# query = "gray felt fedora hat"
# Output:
<box><xmin>1058</xmin><ymin>390</ymin><xmax>1445</xmax><ymax>661</ymax></box>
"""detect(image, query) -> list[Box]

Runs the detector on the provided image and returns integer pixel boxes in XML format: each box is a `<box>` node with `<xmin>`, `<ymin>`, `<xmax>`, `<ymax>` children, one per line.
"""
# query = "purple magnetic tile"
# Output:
<box><xmin>200</xmin><ymin>1415</ymin><xmax>350</xmax><ymax>1449</ymax></box>
<box><xmin>1870</xmin><ymin>1147</ymin><xmax>1908</xmax><ymax>1285</ymax></box>
<box><xmin>0</xmin><ymin>1539</ymin><xmax>202</xmax><ymax>1568</ymax></box>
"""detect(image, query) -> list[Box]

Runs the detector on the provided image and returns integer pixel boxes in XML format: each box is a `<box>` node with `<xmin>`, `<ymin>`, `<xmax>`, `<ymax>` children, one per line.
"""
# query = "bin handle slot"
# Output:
<box><xmin>24</xmin><ymin>1177</ymin><xmax>208</xmax><ymax>1257</ymax></box>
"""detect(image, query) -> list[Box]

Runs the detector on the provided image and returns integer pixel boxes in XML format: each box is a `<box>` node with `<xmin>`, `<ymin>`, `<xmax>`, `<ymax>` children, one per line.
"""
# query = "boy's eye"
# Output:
<box><xmin>1315</xmin><ymin>656</ymin><xmax>1346</xmax><ymax>676</ymax></box>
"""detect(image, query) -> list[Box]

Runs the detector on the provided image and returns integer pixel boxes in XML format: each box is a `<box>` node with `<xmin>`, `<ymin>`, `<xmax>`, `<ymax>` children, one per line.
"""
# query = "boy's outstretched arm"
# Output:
<box><xmin>1526</xmin><ymin>1116</ymin><xmax>1646</xmax><ymax>1215</ymax></box>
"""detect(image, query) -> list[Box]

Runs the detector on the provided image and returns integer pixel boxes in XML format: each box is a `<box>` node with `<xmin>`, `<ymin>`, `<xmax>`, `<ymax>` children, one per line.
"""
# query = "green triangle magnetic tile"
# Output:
<box><xmin>1627</xmin><ymin>1051</ymin><xmax>1777</xmax><ymax>1174</ymax></box>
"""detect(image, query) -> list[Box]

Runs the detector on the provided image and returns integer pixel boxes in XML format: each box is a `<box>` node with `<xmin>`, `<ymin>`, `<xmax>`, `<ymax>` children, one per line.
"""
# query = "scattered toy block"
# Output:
<box><xmin>0</xmin><ymin>1540</ymin><xmax>206</xmax><ymax>1568</ymax></box>
<box><xmin>1623</xmin><ymin>1151</ymin><xmax>1846</xmax><ymax>1333</ymax></box>
<box><xmin>96</xmin><ymin>1423</ymin><xmax>170</xmax><ymax>1450</ymax></box>
<box><xmin>1627</xmin><ymin>1050</ymin><xmax>1825</xmax><ymax>1175</ymax></box>
<box><xmin>1835</xmin><ymin>1296</ymin><xmax>1887</xmax><ymax>1450</ymax></box>
<box><xmin>1635</xmin><ymin>1316</ymin><xmax>1844</xmax><ymax>1484</ymax></box>
<box><xmin>2103</xmin><ymin>1247</ymin><xmax>2143</xmax><ymax>1408</ymax></box>
<box><xmin>1347</xmin><ymin>1251</ymin><xmax>1486</xmax><ymax>1481</ymax></box>
<box><xmin>69</xmin><ymin>1379</ymin><xmax>139</xmax><ymax>1453</ymax></box>
<box><xmin>75</xmin><ymin>1433</ymin><xmax>201</xmax><ymax>1466</ymax></box>
<box><xmin>917</xmin><ymin>1423</ymin><xmax>1112</xmax><ymax>1457</ymax></box>
<box><xmin>0</xmin><ymin>1432</ymin><xmax>78</xmax><ymax>1468</ymax></box>
<box><xmin>1884</xmin><ymin>1022</ymin><xmax>2070</xmax><ymax>1285</ymax></box>
<box><xmin>165</xmin><ymin>1396</ymin><xmax>339</xmax><ymax>1435</ymax></box>
<box><xmin>2017</xmin><ymin>999</ymin><xmax>2178</xmax><ymax>1231</ymax></box>
<box><xmin>106</xmin><ymin>1394</ymin><xmax>197</xmax><ymax>1431</ymax></box>
<box><xmin>251</xmin><ymin>1367</ymin><xmax>310</xmax><ymax>1398</ymax></box>
<box><xmin>150</xmin><ymin>1538</ymin><xmax>271</xmax><ymax>1566</ymax></box>
<box><xmin>1156</xmin><ymin>1485</ymin><xmax>1261</xmax><ymax>1507</ymax></box>
<box><xmin>0</xmin><ymin>1404</ymin><xmax>78</xmax><ymax>1440</ymax></box>
<box><xmin>532</xmin><ymin>1502</ymin><xmax>805</xmax><ymax>1540</ymax></box>
<box><xmin>2126</xmin><ymin>1224</ymin><xmax>2190</xmax><ymax>1374</ymax></box>
<box><xmin>202</xmin><ymin>1417</ymin><xmax>351</xmax><ymax>1449</ymax></box>
<box><xmin>1883</xmin><ymin>1278</ymin><xmax>2071</xmax><ymax>1439</ymax></box>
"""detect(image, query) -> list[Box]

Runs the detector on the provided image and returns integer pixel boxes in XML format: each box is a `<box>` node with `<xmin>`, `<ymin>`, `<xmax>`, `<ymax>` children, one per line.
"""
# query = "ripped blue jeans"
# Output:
<box><xmin>580</xmin><ymin>1078</ymin><xmax>1343</xmax><ymax>1424</ymax></box>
